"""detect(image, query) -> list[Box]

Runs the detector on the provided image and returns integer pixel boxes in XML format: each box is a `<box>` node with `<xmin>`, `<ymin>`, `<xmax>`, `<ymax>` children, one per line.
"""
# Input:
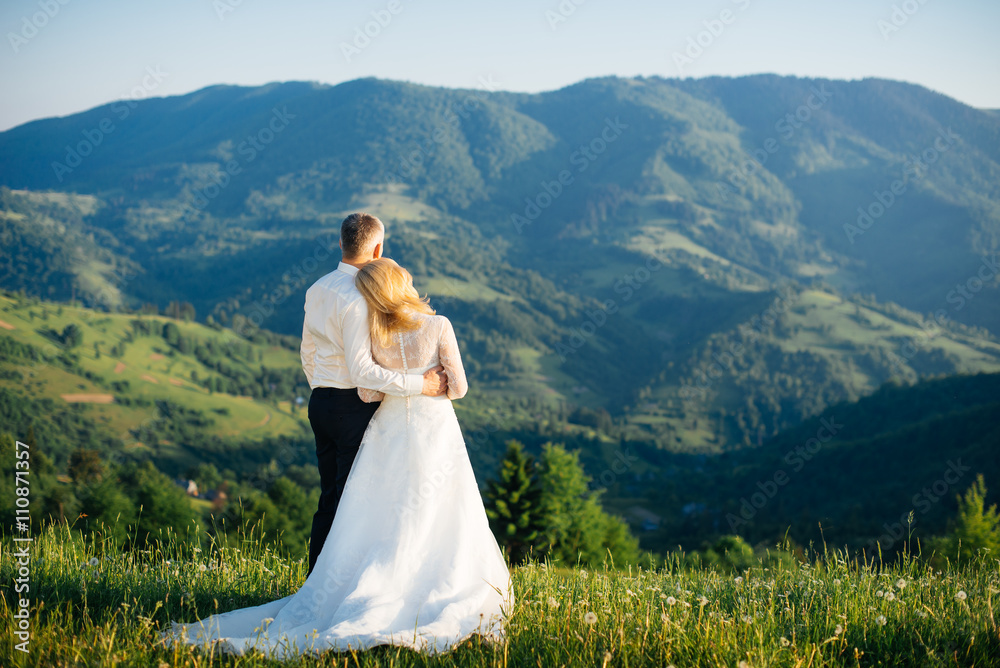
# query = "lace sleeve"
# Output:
<box><xmin>357</xmin><ymin>387</ymin><xmax>385</xmax><ymax>403</ymax></box>
<box><xmin>438</xmin><ymin>317</ymin><xmax>468</xmax><ymax>400</ymax></box>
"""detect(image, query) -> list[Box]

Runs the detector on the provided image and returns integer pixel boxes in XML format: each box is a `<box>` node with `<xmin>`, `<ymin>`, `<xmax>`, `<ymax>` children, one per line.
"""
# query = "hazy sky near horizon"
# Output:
<box><xmin>2</xmin><ymin>0</ymin><xmax>998</xmax><ymax>131</ymax></box>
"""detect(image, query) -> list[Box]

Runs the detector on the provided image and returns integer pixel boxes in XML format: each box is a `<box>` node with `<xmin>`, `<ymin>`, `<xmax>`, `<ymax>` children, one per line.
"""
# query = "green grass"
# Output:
<box><xmin>0</xmin><ymin>294</ymin><xmax>307</xmax><ymax>442</ymax></box>
<box><xmin>3</xmin><ymin>522</ymin><xmax>998</xmax><ymax>667</ymax></box>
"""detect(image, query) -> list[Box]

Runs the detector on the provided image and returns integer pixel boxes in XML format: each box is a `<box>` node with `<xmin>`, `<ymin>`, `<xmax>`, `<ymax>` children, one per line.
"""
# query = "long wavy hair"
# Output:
<box><xmin>354</xmin><ymin>258</ymin><xmax>435</xmax><ymax>347</ymax></box>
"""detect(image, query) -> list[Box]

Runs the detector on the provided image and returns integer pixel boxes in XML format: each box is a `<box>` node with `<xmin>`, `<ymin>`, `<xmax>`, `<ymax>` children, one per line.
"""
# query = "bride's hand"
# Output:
<box><xmin>421</xmin><ymin>365</ymin><xmax>448</xmax><ymax>397</ymax></box>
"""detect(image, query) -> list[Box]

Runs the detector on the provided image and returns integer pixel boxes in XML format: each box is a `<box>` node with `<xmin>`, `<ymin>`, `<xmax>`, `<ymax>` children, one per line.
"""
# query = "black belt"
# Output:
<box><xmin>311</xmin><ymin>386</ymin><xmax>359</xmax><ymax>397</ymax></box>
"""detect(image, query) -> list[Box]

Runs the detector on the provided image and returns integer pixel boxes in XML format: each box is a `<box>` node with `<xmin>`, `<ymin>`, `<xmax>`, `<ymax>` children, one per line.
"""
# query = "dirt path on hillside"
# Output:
<box><xmin>61</xmin><ymin>393</ymin><xmax>114</xmax><ymax>403</ymax></box>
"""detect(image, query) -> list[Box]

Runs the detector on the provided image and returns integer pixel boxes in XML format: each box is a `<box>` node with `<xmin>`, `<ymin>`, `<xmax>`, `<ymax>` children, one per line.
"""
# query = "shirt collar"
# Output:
<box><xmin>336</xmin><ymin>261</ymin><xmax>360</xmax><ymax>276</ymax></box>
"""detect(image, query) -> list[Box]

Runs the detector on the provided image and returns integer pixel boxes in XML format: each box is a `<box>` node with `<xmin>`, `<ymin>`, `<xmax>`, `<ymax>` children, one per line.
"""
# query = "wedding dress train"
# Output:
<box><xmin>162</xmin><ymin>314</ymin><xmax>511</xmax><ymax>657</ymax></box>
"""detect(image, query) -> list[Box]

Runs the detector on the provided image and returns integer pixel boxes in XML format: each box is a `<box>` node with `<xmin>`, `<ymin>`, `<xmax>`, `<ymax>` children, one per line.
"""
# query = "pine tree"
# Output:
<box><xmin>929</xmin><ymin>475</ymin><xmax>1000</xmax><ymax>565</ymax></box>
<box><xmin>537</xmin><ymin>442</ymin><xmax>602</xmax><ymax>564</ymax></box>
<box><xmin>536</xmin><ymin>443</ymin><xmax>640</xmax><ymax>567</ymax></box>
<box><xmin>483</xmin><ymin>440</ymin><xmax>543</xmax><ymax>565</ymax></box>
<box><xmin>60</xmin><ymin>323</ymin><xmax>83</xmax><ymax>348</ymax></box>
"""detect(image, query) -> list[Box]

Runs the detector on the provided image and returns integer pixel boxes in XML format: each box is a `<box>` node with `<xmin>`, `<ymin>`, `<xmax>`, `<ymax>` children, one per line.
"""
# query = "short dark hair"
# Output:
<box><xmin>340</xmin><ymin>212</ymin><xmax>384</xmax><ymax>259</ymax></box>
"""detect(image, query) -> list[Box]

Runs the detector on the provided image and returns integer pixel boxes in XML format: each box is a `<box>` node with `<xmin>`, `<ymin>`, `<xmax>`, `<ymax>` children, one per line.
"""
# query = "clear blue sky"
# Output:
<box><xmin>2</xmin><ymin>0</ymin><xmax>998</xmax><ymax>131</ymax></box>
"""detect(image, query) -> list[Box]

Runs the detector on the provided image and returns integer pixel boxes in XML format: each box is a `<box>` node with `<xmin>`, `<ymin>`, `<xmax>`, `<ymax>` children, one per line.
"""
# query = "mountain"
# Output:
<box><xmin>1</xmin><ymin>74</ymin><xmax>998</xmax><ymax>453</ymax></box>
<box><xmin>3</xmin><ymin>291</ymin><xmax>996</xmax><ymax>555</ymax></box>
<box><xmin>635</xmin><ymin>372</ymin><xmax>1000</xmax><ymax>554</ymax></box>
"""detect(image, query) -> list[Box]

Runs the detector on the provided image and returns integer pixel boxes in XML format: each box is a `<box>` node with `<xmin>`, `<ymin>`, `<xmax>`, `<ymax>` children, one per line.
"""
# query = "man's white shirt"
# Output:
<box><xmin>300</xmin><ymin>262</ymin><xmax>423</xmax><ymax>395</ymax></box>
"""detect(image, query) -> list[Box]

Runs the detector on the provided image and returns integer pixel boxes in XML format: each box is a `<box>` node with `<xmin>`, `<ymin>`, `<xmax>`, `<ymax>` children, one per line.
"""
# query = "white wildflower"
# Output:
<box><xmin>876</xmin><ymin>615</ymin><xmax>887</xmax><ymax>626</ymax></box>
<box><xmin>583</xmin><ymin>611</ymin><xmax>598</xmax><ymax>625</ymax></box>
<box><xmin>896</xmin><ymin>578</ymin><xmax>906</xmax><ymax>589</ymax></box>
<box><xmin>547</xmin><ymin>596</ymin><xmax>559</xmax><ymax>609</ymax></box>
<box><xmin>886</xmin><ymin>592</ymin><xmax>896</xmax><ymax>601</ymax></box>
<box><xmin>876</xmin><ymin>590</ymin><xmax>884</xmax><ymax>598</ymax></box>
<box><xmin>955</xmin><ymin>590</ymin><xmax>967</xmax><ymax>601</ymax></box>
<box><xmin>89</xmin><ymin>557</ymin><xmax>99</xmax><ymax>566</ymax></box>
<box><xmin>698</xmin><ymin>596</ymin><xmax>709</xmax><ymax>606</ymax></box>
<box><xmin>779</xmin><ymin>636</ymin><xmax>790</xmax><ymax>647</ymax></box>
<box><xmin>834</xmin><ymin>624</ymin><xmax>843</xmax><ymax>635</ymax></box>
<box><xmin>833</xmin><ymin>578</ymin><xmax>841</xmax><ymax>586</ymax></box>
<box><xmin>666</xmin><ymin>596</ymin><xmax>677</xmax><ymax>605</ymax></box>
<box><xmin>734</xmin><ymin>576</ymin><xmax>743</xmax><ymax>584</ymax></box>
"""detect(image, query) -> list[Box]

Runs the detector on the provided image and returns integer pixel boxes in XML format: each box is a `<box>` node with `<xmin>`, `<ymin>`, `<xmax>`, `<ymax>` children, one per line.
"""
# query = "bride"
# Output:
<box><xmin>163</xmin><ymin>258</ymin><xmax>512</xmax><ymax>657</ymax></box>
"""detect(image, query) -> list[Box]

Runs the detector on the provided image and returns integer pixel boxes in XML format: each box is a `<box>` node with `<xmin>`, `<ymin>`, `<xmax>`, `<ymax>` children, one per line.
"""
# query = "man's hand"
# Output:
<box><xmin>422</xmin><ymin>365</ymin><xmax>449</xmax><ymax>396</ymax></box>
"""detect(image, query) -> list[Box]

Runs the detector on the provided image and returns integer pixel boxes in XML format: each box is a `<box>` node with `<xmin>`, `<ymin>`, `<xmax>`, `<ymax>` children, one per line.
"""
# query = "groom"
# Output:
<box><xmin>300</xmin><ymin>212</ymin><xmax>448</xmax><ymax>574</ymax></box>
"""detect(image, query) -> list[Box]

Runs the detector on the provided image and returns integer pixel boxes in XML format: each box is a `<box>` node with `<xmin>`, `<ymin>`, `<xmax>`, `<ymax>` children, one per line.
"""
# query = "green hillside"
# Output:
<box><xmin>2</xmin><ymin>290</ymin><xmax>998</xmax><ymax>559</ymax></box>
<box><xmin>1</xmin><ymin>75</ymin><xmax>997</xmax><ymax>455</ymax></box>
<box><xmin>628</xmin><ymin>372</ymin><xmax>1000</xmax><ymax>554</ymax></box>
<box><xmin>0</xmin><ymin>291</ymin><xmax>310</xmax><ymax>475</ymax></box>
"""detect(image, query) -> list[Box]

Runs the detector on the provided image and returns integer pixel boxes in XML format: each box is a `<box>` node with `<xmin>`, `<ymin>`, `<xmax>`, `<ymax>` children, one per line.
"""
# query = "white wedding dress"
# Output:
<box><xmin>163</xmin><ymin>313</ymin><xmax>512</xmax><ymax>658</ymax></box>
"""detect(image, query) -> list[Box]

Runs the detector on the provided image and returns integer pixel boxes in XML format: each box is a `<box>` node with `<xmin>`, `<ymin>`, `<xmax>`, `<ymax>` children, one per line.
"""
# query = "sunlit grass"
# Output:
<box><xmin>0</xmin><ymin>295</ymin><xmax>308</xmax><ymax>441</ymax></box>
<box><xmin>2</xmin><ymin>522</ymin><xmax>998</xmax><ymax>666</ymax></box>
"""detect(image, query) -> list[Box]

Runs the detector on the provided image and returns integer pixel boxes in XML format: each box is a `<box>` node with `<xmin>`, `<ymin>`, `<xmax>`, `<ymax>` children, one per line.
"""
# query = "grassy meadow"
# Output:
<box><xmin>0</xmin><ymin>292</ymin><xmax>308</xmax><ymax>446</ymax></box>
<box><xmin>2</xmin><ymin>521</ymin><xmax>998</xmax><ymax>667</ymax></box>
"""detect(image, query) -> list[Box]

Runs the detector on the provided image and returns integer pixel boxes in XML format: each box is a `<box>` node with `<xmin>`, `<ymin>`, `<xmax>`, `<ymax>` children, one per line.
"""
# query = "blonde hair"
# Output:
<box><xmin>354</xmin><ymin>258</ymin><xmax>435</xmax><ymax>347</ymax></box>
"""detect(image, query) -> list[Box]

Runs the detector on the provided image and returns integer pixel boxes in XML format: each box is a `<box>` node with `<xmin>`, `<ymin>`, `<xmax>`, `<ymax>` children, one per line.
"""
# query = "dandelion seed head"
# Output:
<box><xmin>584</xmin><ymin>611</ymin><xmax>598</xmax><ymax>625</ymax></box>
<box><xmin>666</xmin><ymin>596</ymin><xmax>677</xmax><ymax>605</ymax></box>
<box><xmin>876</xmin><ymin>615</ymin><xmax>887</xmax><ymax>626</ymax></box>
<box><xmin>779</xmin><ymin>636</ymin><xmax>790</xmax><ymax>647</ymax></box>
<box><xmin>955</xmin><ymin>590</ymin><xmax>968</xmax><ymax>601</ymax></box>
<box><xmin>896</xmin><ymin>578</ymin><xmax>906</xmax><ymax>589</ymax></box>
<box><xmin>835</xmin><ymin>624</ymin><xmax>843</xmax><ymax>635</ymax></box>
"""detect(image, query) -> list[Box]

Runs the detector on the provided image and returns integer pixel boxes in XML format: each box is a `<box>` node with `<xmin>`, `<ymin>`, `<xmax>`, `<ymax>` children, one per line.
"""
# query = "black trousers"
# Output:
<box><xmin>306</xmin><ymin>387</ymin><xmax>379</xmax><ymax>575</ymax></box>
